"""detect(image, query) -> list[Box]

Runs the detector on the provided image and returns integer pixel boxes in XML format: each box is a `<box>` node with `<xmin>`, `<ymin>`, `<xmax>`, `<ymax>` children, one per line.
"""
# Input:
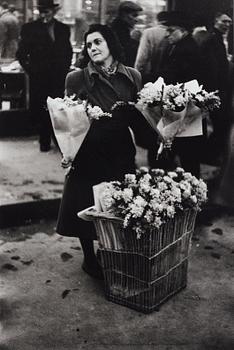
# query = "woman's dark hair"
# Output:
<box><xmin>81</xmin><ymin>24</ymin><xmax>125</xmax><ymax>67</ymax></box>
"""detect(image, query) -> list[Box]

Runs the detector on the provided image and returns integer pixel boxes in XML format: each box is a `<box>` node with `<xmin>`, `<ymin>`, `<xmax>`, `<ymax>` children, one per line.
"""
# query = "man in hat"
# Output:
<box><xmin>159</xmin><ymin>12</ymin><xmax>202</xmax><ymax>84</ymax></box>
<box><xmin>16</xmin><ymin>0</ymin><xmax>73</xmax><ymax>152</ymax></box>
<box><xmin>110</xmin><ymin>1</ymin><xmax>143</xmax><ymax>67</ymax></box>
<box><xmin>157</xmin><ymin>12</ymin><xmax>204</xmax><ymax>177</ymax></box>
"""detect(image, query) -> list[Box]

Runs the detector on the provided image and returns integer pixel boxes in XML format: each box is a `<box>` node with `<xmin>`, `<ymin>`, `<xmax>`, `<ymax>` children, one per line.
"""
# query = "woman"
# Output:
<box><xmin>56</xmin><ymin>24</ymin><xmax>157</xmax><ymax>279</ymax></box>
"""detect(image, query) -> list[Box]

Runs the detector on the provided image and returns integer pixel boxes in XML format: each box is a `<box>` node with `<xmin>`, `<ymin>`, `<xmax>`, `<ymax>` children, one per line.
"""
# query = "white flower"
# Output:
<box><xmin>139</xmin><ymin>166</ymin><xmax>149</xmax><ymax>173</ymax></box>
<box><xmin>168</xmin><ymin>171</ymin><xmax>177</xmax><ymax>178</ymax></box>
<box><xmin>152</xmin><ymin>216</ymin><xmax>163</xmax><ymax>228</ymax></box>
<box><xmin>137</xmin><ymin>78</ymin><xmax>164</xmax><ymax>106</ymax></box>
<box><xmin>86</xmin><ymin>103</ymin><xmax>112</xmax><ymax>120</ymax></box>
<box><xmin>150</xmin><ymin>199</ymin><xmax>164</xmax><ymax>212</ymax></box>
<box><xmin>125</xmin><ymin>174</ymin><xmax>137</xmax><ymax>184</ymax></box>
<box><xmin>145</xmin><ymin>209</ymin><xmax>154</xmax><ymax>223</ymax></box>
<box><xmin>190</xmin><ymin>195</ymin><xmax>198</xmax><ymax>204</ymax></box>
<box><xmin>167</xmin><ymin>205</ymin><xmax>175</xmax><ymax>217</ymax></box>
<box><xmin>129</xmin><ymin>196</ymin><xmax>147</xmax><ymax>218</ymax></box>
<box><xmin>150</xmin><ymin>188</ymin><xmax>160</xmax><ymax>198</ymax></box>
<box><xmin>122</xmin><ymin>188</ymin><xmax>133</xmax><ymax>203</ymax></box>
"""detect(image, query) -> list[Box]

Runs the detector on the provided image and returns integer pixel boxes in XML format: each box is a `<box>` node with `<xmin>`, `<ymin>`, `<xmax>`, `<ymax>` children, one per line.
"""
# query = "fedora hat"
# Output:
<box><xmin>118</xmin><ymin>1</ymin><xmax>142</xmax><ymax>14</ymax></box>
<box><xmin>165</xmin><ymin>11</ymin><xmax>193</xmax><ymax>31</ymax></box>
<box><xmin>37</xmin><ymin>0</ymin><xmax>60</xmax><ymax>9</ymax></box>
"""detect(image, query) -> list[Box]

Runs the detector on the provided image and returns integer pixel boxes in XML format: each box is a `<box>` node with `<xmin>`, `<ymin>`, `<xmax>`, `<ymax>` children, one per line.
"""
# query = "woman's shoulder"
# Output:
<box><xmin>65</xmin><ymin>69</ymin><xmax>86</xmax><ymax>95</ymax></box>
<box><xmin>66</xmin><ymin>69</ymin><xmax>84</xmax><ymax>84</ymax></box>
<box><xmin>124</xmin><ymin>66</ymin><xmax>142</xmax><ymax>90</ymax></box>
<box><xmin>125</xmin><ymin>66</ymin><xmax>141</xmax><ymax>79</ymax></box>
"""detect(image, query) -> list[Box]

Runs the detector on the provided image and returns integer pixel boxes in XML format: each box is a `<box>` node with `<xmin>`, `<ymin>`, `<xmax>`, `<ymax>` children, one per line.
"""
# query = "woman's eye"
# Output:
<box><xmin>87</xmin><ymin>43</ymin><xmax>92</xmax><ymax>49</ymax></box>
<box><xmin>94</xmin><ymin>39</ymin><xmax>102</xmax><ymax>45</ymax></box>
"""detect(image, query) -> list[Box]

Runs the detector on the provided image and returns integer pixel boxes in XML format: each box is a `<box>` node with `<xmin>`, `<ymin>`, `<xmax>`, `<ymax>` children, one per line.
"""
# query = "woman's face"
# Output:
<box><xmin>86</xmin><ymin>32</ymin><xmax>112</xmax><ymax>65</ymax></box>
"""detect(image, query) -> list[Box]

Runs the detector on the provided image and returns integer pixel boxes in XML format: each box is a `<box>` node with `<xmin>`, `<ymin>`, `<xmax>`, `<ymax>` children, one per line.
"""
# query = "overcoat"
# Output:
<box><xmin>158</xmin><ymin>34</ymin><xmax>203</xmax><ymax>178</ymax></box>
<box><xmin>201</xmin><ymin>28</ymin><xmax>229</xmax><ymax>94</ymax></box>
<box><xmin>111</xmin><ymin>17</ymin><xmax>139</xmax><ymax>67</ymax></box>
<box><xmin>16</xmin><ymin>19</ymin><xmax>73</xmax><ymax>107</ymax></box>
<box><xmin>56</xmin><ymin>63</ymin><xmax>158</xmax><ymax>239</ymax></box>
<box><xmin>159</xmin><ymin>34</ymin><xmax>202</xmax><ymax>85</ymax></box>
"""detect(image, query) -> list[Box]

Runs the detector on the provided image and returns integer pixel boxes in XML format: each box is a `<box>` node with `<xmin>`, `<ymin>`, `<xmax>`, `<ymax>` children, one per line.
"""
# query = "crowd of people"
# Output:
<box><xmin>13</xmin><ymin>0</ymin><xmax>234</xmax><ymax>279</ymax></box>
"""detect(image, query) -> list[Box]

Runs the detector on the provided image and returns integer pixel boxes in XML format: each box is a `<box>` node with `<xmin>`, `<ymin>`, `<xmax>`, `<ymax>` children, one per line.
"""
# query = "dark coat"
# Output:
<box><xmin>159</xmin><ymin>34</ymin><xmax>202</xmax><ymax>84</ymax></box>
<box><xmin>56</xmin><ymin>63</ymin><xmax>158</xmax><ymax>239</ymax></box>
<box><xmin>201</xmin><ymin>28</ymin><xmax>229</xmax><ymax>94</ymax></box>
<box><xmin>16</xmin><ymin>19</ymin><xmax>73</xmax><ymax>107</ymax></box>
<box><xmin>158</xmin><ymin>34</ymin><xmax>204</xmax><ymax>178</ymax></box>
<box><xmin>111</xmin><ymin>17</ymin><xmax>139</xmax><ymax>67</ymax></box>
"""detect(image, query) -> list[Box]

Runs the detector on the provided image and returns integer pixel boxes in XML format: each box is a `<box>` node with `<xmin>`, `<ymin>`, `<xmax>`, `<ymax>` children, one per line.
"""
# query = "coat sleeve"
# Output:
<box><xmin>16</xmin><ymin>24</ymin><xmax>31</xmax><ymax>73</ymax></box>
<box><xmin>129</xmin><ymin>106</ymin><xmax>159</xmax><ymax>150</ymax></box>
<box><xmin>135</xmin><ymin>30</ymin><xmax>152</xmax><ymax>79</ymax></box>
<box><xmin>61</xmin><ymin>24</ymin><xmax>73</xmax><ymax>71</ymax></box>
<box><xmin>65</xmin><ymin>69</ymin><xmax>85</xmax><ymax>98</ymax></box>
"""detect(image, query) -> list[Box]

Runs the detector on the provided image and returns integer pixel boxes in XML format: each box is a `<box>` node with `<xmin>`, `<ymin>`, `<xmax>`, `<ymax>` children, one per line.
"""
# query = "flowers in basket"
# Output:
<box><xmin>100</xmin><ymin>167</ymin><xmax>207</xmax><ymax>238</ymax></box>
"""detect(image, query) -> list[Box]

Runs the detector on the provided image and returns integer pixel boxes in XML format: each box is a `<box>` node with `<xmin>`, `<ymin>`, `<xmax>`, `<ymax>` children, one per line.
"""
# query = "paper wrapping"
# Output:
<box><xmin>47</xmin><ymin>97</ymin><xmax>90</xmax><ymax>161</ymax></box>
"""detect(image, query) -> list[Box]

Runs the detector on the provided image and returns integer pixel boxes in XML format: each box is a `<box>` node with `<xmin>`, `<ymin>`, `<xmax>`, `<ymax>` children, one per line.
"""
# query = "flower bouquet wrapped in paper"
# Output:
<box><xmin>178</xmin><ymin>80</ymin><xmax>221</xmax><ymax>137</ymax></box>
<box><xmin>135</xmin><ymin>77</ymin><xmax>164</xmax><ymax>133</ymax></box>
<box><xmin>157</xmin><ymin>83</ymin><xmax>189</xmax><ymax>146</ymax></box>
<box><xmin>47</xmin><ymin>96</ymin><xmax>90</xmax><ymax>162</ymax></box>
<box><xmin>47</xmin><ymin>95</ymin><xmax>112</xmax><ymax>162</ymax></box>
<box><xmin>136</xmin><ymin>78</ymin><xmax>221</xmax><ymax>157</ymax></box>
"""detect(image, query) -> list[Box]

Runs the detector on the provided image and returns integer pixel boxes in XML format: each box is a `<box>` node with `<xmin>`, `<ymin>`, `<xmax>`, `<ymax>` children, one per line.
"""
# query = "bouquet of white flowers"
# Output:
<box><xmin>136</xmin><ymin>78</ymin><xmax>221</xmax><ymax>156</ymax></box>
<box><xmin>136</xmin><ymin>77</ymin><xmax>164</xmax><ymax>133</ymax></box>
<box><xmin>47</xmin><ymin>96</ymin><xmax>90</xmax><ymax>162</ymax></box>
<box><xmin>100</xmin><ymin>167</ymin><xmax>207</xmax><ymax>238</ymax></box>
<box><xmin>47</xmin><ymin>96</ymin><xmax>111</xmax><ymax>163</ymax></box>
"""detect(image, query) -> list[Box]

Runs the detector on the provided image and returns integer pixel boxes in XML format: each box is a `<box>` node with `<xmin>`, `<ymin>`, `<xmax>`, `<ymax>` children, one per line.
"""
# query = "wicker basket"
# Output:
<box><xmin>81</xmin><ymin>207</ymin><xmax>197</xmax><ymax>313</ymax></box>
<box><xmin>103</xmin><ymin>260</ymin><xmax>188</xmax><ymax>313</ymax></box>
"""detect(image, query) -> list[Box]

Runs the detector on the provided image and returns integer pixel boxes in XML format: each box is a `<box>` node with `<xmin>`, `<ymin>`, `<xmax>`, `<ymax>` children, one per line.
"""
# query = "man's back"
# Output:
<box><xmin>135</xmin><ymin>24</ymin><xmax>168</xmax><ymax>83</ymax></box>
<box><xmin>159</xmin><ymin>34</ymin><xmax>202</xmax><ymax>84</ymax></box>
<box><xmin>111</xmin><ymin>17</ymin><xmax>138</xmax><ymax>67</ymax></box>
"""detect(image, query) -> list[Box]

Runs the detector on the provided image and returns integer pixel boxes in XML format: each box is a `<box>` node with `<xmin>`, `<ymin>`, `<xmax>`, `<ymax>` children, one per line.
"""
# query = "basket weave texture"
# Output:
<box><xmin>85</xmin><ymin>207</ymin><xmax>197</xmax><ymax>313</ymax></box>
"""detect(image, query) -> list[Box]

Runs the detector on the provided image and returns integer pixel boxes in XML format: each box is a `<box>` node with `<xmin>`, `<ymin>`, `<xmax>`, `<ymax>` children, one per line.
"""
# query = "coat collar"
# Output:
<box><xmin>85</xmin><ymin>61</ymin><xmax>135</xmax><ymax>89</ymax></box>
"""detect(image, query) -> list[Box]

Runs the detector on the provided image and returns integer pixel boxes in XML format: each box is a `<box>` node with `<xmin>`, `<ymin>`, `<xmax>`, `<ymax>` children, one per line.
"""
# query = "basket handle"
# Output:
<box><xmin>77</xmin><ymin>206</ymin><xmax>122</xmax><ymax>222</ymax></box>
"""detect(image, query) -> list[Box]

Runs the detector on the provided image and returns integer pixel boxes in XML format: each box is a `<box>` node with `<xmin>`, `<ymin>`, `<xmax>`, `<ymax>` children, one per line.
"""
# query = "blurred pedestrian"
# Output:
<box><xmin>135</xmin><ymin>11</ymin><xmax>169</xmax><ymax>84</ymax></box>
<box><xmin>110</xmin><ymin>1</ymin><xmax>143</xmax><ymax>67</ymax></box>
<box><xmin>158</xmin><ymin>12</ymin><xmax>203</xmax><ymax>177</ymax></box>
<box><xmin>16</xmin><ymin>0</ymin><xmax>73</xmax><ymax>152</ymax></box>
<box><xmin>56</xmin><ymin>24</ymin><xmax>158</xmax><ymax>279</ymax></box>
<box><xmin>134</xmin><ymin>11</ymin><xmax>170</xmax><ymax>168</ymax></box>
<box><xmin>159</xmin><ymin>12</ymin><xmax>202</xmax><ymax>84</ymax></box>
<box><xmin>0</xmin><ymin>1</ymin><xmax>20</xmax><ymax>58</ymax></box>
<box><xmin>201</xmin><ymin>12</ymin><xmax>232</xmax><ymax>165</ymax></box>
<box><xmin>192</xmin><ymin>15</ymin><xmax>210</xmax><ymax>48</ymax></box>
